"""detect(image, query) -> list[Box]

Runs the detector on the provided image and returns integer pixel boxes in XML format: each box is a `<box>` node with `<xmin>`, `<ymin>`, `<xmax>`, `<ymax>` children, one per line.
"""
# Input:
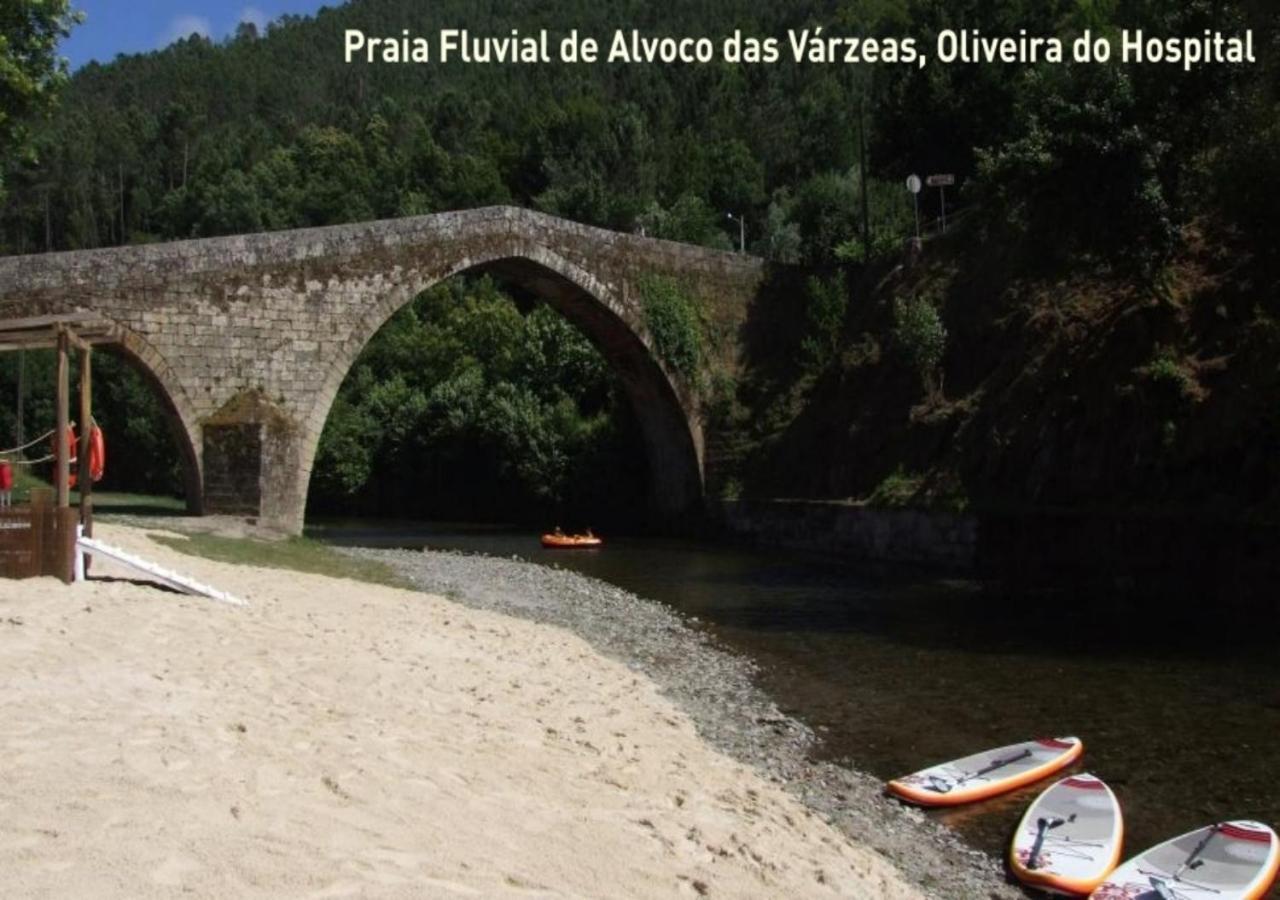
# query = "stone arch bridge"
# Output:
<box><xmin>0</xmin><ymin>207</ymin><xmax>763</xmax><ymax>533</ymax></box>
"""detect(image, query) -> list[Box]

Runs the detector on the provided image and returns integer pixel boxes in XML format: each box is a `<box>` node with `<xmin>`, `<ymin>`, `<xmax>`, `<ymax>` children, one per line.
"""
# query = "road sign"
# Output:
<box><xmin>906</xmin><ymin>175</ymin><xmax>922</xmax><ymax>194</ymax></box>
<box><xmin>927</xmin><ymin>175</ymin><xmax>955</xmax><ymax>233</ymax></box>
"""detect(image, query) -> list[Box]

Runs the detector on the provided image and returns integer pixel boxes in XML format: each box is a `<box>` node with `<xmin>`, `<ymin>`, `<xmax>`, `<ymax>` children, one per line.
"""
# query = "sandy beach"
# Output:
<box><xmin>0</xmin><ymin>524</ymin><xmax>923</xmax><ymax>899</ymax></box>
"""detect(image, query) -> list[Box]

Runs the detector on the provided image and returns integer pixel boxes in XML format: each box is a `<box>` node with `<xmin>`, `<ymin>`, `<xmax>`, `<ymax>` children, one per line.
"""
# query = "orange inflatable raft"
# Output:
<box><xmin>540</xmin><ymin>533</ymin><xmax>603</xmax><ymax>549</ymax></box>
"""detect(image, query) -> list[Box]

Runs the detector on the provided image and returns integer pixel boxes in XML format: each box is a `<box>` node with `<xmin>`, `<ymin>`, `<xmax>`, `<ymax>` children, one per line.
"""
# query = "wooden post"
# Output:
<box><xmin>55</xmin><ymin>328</ymin><xmax>70</xmax><ymax>509</ymax></box>
<box><xmin>16</xmin><ymin>348</ymin><xmax>24</xmax><ymax>448</ymax></box>
<box><xmin>55</xmin><ymin>507</ymin><xmax>77</xmax><ymax>584</ymax></box>
<box><xmin>78</xmin><ymin>344</ymin><xmax>93</xmax><ymax>575</ymax></box>
<box><xmin>30</xmin><ymin>489</ymin><xmax>47</xmax><ymax>578</ymax></box>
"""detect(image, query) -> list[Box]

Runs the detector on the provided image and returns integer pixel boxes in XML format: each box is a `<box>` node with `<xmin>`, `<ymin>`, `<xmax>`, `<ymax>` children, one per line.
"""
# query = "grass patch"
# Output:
<box><xmin>8</xmin><ymin>469</ymin><xmax>185</xmax><ymax>515</ymax></box>
<box><xmin>151</xmin><ymin>532</ymin><xmax>410</xmax><ymax>590</ymax></box>
<box><xmin>1143</xmin><ymin>349</ymin><xmax>1196</xmax><ymax>400</ymax></box>
<box><xmin>12</xmin><ymin>468</ymin><xmax>408</xmax><ymax>590</ymax></box>
<box><xmin>866</xmin><ymin>466</ymin><xmax>924</xmax><ymax>509</ymax></box>
<box><xmin>94</xmin><ymin>492</ymin><xmax>187</xmax><ymax>514</ymax></box>
<box><xmin>12</xmin><ymin>465</ymin><xmax>50</xmax><ymax>496</ymax></box>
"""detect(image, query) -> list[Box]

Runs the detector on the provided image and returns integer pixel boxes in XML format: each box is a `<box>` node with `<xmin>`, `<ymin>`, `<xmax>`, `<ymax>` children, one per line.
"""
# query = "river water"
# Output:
<box><xmin>312</xmin><ymin>519</ymin><xmax>1280</xmax><ymax>880</ymax></box>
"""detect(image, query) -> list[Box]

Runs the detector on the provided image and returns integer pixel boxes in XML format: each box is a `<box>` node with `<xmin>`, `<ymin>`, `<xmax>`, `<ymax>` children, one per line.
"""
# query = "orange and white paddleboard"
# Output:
<box><xmin>1090</xmin><ymin>820</ymin><xmax>1278</xmax><ymax>900</ymax></box>
<box><xmin>1010</xmin><ymin>773</ymin><xmax>1123</xmax><ymax>895</ymax></box>
<box><xmin>887</xmin><ymin>737</ymin><xmax>1083</xmax><ymax>807</ymax></box>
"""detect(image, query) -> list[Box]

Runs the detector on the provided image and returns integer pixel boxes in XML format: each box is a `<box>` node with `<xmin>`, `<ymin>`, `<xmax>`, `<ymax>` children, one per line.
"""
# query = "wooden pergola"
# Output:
<box><xmin>0</xmin><ymin>313</ymin><xmax>117</xmax><ymax>581</ymax></box>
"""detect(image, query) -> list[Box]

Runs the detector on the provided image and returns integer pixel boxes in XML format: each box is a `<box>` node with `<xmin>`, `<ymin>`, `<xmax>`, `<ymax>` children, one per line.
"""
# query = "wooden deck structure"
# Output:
<box><xmin>0</xmin><ymin>490</ymin><xmax>78</xmax><ymax>582</ymax></box>
<box><xmin>0</xmin><ymin>314</ymin><xmax>111</xmax><ymax>583</ymax></box>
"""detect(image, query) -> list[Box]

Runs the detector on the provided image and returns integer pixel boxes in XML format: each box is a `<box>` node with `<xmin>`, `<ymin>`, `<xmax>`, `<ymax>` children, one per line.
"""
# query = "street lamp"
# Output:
<box><xmin>726</xmin><ymin>212</ymin><xmax>745</xmax><ymax>254</ymax></box>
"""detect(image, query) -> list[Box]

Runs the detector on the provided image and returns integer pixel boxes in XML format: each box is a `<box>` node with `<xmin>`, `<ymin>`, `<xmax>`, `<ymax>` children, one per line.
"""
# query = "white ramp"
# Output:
<box><xmin>77</xmin><ymin>535</ymin><xmax>248</xmax><ymax>607</ymax></box>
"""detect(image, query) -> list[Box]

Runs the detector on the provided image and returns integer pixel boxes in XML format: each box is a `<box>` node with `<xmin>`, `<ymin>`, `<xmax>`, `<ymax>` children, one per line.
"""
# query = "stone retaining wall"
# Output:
<box><xmin>715</xmin><ymin>499</ymin><xmax>1278</xmax><ymax>611</ymax></box>
<box><xmin>712</xmin><ymin>499</ymin><xmax>977</xmax><ymax>572</ymax></box>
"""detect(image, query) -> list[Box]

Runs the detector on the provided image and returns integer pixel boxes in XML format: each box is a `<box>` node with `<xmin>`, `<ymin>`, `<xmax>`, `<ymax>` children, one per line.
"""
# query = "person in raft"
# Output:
<box><xmin>0</xmin><ymin>457</ymin><xmax>13</xmax><ymax>509</ymax></box>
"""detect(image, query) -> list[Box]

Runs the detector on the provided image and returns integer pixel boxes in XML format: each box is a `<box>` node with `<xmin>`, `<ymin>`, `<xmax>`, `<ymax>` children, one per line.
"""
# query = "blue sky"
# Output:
<box><xmin>60</xmin><ymin>0</ymin><xmax>332</xmax><ymax>69</ymax></box>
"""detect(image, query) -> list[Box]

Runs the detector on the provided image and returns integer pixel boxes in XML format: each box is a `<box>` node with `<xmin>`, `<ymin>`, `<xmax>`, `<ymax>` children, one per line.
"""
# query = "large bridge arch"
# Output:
<box><xmin>296</xmin><ymin>241</ymin><xmax>704</xmax><ymax>527</ymax></box>
<box><xmin>0</xmin><ymin>206</ymin><xmax>764</xmax><ymax>533</ymax></box>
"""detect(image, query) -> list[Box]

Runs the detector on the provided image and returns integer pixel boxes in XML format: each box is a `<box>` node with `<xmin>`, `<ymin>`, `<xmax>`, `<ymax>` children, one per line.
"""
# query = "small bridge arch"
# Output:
<box><xmin>0</xmin><ymin>314</ymin><xmax>205</xmax><ymax>511</ymax></box>
<box><xmin>0</xmin><ymin>207</ymin><xmax>763</xmax><ymax>533</ymax></box>
<box><xmin>102</xmin><ymin>324</ymin><xmax>206</xmax><ymax>510</ymax></box>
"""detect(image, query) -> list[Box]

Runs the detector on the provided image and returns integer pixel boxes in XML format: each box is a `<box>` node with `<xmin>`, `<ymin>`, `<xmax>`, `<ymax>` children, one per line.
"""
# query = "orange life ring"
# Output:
<box><xmin>54</xmin><ymin>424</ymin><xmax>106</xmax><ymax>489</ymax></box>
<box><xmin>87</xmin><ymin>424</ymin><xmax>106</xmax><ymax>483</ymax></box>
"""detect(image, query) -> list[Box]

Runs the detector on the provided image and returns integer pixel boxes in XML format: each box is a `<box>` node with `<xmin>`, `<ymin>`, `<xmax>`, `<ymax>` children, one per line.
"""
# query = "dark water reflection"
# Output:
<box><xmin>311</xmin><ymin>519</ymin><xmax>1280</xmax><ymax>879</ymax></box>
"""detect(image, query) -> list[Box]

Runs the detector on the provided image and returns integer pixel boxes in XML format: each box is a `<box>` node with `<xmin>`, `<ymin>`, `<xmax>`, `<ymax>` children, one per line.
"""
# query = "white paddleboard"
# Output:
<box><xmin>1090</xmin><ymin>820</ymin><xmax>1279</xmax><ymax>900</ymax></box>
<box><xmin>885</xmin><ymin>737</ymin><xmax>1085</xmax><ymax>809</ymax></box>
<box><xmin>887</xmin><ymin>736</ymin><xmax>1083</xmax><ymax>807</ymax></box>
<box><xmin>1011</xmin><ymin>773</ymin><xmax>1123</xmax><ymax>895</ymax></box>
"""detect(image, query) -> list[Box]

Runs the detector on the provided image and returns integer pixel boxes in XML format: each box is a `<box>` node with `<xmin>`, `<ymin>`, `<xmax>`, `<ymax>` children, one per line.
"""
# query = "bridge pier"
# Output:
<box><xmin>200</xmin><ymin>391</ymin><xmax>307</xmax><ymax>532</ymax></box>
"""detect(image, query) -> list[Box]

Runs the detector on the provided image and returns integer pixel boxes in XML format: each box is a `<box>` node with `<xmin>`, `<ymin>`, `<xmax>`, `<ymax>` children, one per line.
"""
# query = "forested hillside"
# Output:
<box><xmin>1</xmin><ymin>0</ymin><xmax>1277</xmax><ymax>525</ymax></box>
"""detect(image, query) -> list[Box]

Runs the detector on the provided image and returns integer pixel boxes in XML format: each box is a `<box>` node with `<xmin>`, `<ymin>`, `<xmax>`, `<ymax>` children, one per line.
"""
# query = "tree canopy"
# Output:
<box><xmin>2</xmin><ymin>0</ymin><xmax>1275</xmax><ymax>267</ymax></box>
<box><xmin>1</xmin><ymin>0</ymin><xmax>1276</xmax><ymax>523</ymax></box>
<box><xmin>0</xmin><ymin>0</ymin><xmax>81</xmax><ymax>202</ymax></box>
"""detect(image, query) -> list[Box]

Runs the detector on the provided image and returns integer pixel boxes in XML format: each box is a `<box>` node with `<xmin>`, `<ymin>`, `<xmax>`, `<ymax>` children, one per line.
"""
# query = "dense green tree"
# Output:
<box><xmin>309</xmin><ymin>277</ymin><xmax>645</xmax><ymax>524</ymax></box>
<box><xmin>0</xmin><ymin>348</ymin><xmax>184</xmax><ymax>497</ymax></box>
<box><xmin>974</xmin><ymin>64</ymin><xmax>1177</xmax><ymax>273</ymax></box>
<box><xmin>0</xmin><ymin>0</ymin><xmax>81</xmax><ymax>200</ymax></box>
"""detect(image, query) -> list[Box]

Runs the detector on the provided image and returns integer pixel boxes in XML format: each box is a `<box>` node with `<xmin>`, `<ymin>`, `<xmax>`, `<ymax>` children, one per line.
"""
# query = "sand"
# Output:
<box><xmin>0</xmin><ymin>524</ymin><xmax>922</xmax><ymax>899</ymax></box>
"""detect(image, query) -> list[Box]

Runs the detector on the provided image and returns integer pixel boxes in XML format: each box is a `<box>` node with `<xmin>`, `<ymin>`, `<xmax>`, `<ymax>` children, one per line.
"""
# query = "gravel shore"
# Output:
<box><xmin>343</xmin><ymin>545</ymin><xmax>1021</xmax><ymax>899</ymax></box>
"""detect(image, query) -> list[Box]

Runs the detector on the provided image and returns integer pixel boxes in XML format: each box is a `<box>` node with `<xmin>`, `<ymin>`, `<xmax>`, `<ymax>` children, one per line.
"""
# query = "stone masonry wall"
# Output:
<box><xmin>713</xmin><ymin>499</ymin><xmax>978</xmax><ymax>572</ymax></box>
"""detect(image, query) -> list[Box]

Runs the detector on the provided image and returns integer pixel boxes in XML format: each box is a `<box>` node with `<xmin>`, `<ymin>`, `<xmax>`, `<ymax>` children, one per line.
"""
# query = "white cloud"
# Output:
<box><xmin>238</xmin><ymin>6</ymin><xmax>270</xmax><ymax>34</ymax></box>
<box><xmin>161</xmin><ymin>14</ymin><xmax>214</xmax><ymax>47</ymax></box>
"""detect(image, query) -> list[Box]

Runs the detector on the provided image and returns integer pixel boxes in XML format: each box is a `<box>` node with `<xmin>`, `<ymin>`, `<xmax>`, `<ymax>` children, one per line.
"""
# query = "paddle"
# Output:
<box><xmin>927</xmin><ymin>748</ymin><xmax>1034</xmax><ymax>793</ymax></box>
<box><xmin>967</xmin><ymin>748</ymin><xmax>1033</xmax><ymax>781</ymax></box>
<box><xmin>1145</xmin><ymin>872</ymin><xmax>1215</xmax><ymax>899</ymax></box>
<box><xmin>1026</xmin><ymin>813</ymin><xmax>1076</xmax><ymax>870</ymax></box>
<box><xmin>1173</xmin><ymin>825</ymin><xmax>1219</xmax><ymax>881</ymax></box>
<box><xmin>1141</xmin><ymin>857</ymin><xmax>1213</xmax><ymax>900</ymax></box>
<box><xmin>1142</xmin><ymin>825</ymin><xmax>1219</xmax><ymax>899</ymax></box>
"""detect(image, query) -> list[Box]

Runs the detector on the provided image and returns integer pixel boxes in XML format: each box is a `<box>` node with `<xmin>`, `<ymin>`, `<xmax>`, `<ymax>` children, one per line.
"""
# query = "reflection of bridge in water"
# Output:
<box><xmin>0</xmin><ymin>207</ymin><xmax>763</xmax><ymax>533</ymax></box>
